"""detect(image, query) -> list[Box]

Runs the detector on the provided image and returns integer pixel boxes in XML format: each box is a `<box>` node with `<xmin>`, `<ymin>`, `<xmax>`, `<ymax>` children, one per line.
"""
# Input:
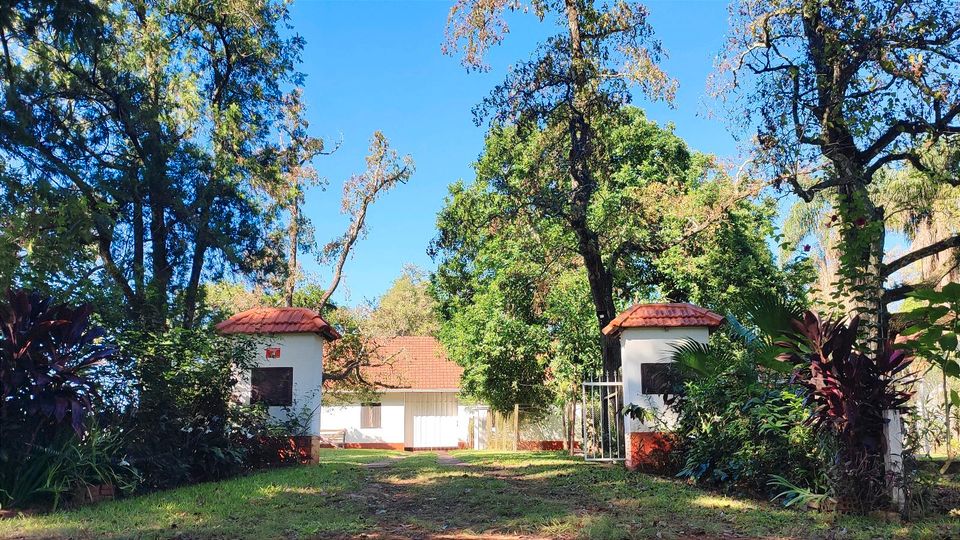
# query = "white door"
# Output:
<box><xmin>405</xmin><ymin>393</ymin><xmax>459</xmax><ymax>448</ymax></box>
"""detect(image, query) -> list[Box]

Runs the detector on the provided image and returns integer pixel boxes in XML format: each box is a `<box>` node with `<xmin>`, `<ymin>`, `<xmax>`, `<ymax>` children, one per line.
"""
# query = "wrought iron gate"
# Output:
<box><xmin>581</xmin><ymin>374</ymin><xmax>625</xmax><ymax>461</ymax></box>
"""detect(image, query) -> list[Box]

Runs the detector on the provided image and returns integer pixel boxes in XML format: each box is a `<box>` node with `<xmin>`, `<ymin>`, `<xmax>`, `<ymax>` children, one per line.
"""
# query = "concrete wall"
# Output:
<box><xmin>620</xmin><ymin>326</ymin><xmax>710</xmax><ymax>433</ymax></box>
<box><xmin>234</xmin><ymin>333</ymin><xmax>326</xmax><ymax>436</ymax></box>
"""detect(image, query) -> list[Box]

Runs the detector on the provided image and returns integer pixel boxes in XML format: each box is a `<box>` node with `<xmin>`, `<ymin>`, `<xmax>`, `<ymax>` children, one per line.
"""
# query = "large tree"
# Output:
<box><xmin>0</xmin><ymin>0</ymin><xmax>300</xmax><ymax>330</ymax></box>
<box><xmin>431</xmin><ymin>108</ymin><xmax>804</xmax><ymax>409</ymax></box>
<box><xmin>720</xmin><ymin>0</ymin><xmax>960</xmax><ymax>349</ymax></box>
<box><xmin>444</xmin><ymin>0</ymin><xmax>677</xmax><ymax>375</ymax></box>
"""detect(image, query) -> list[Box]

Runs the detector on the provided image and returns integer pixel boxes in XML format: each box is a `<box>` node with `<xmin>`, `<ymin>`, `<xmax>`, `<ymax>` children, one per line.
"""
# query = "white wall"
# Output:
<box><xmin>320</xmin><ymin>393</ymin><xmax>406</xmax><ymax>445</ymax></box>
<box><xmin>620</xmin><ymin>326</ymin><xmax>710</xmax><ymax>433</ymax></box>
<box><xmin>234</xmin><ymin>333</ymin><xmax>326</xmax><ymax>436</ymax></box>
<box><xmin>320</xmin><ymin>392</ymin><xmax>469</xmax><ymax>448</ymax></box>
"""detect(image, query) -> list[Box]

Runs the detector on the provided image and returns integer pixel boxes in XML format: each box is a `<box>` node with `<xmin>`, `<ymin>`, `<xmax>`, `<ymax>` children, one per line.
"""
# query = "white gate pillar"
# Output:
<box><xmin>883</xmin><ymin>409</ymin><xmax>905</xmax><ymax>512</ymax></box>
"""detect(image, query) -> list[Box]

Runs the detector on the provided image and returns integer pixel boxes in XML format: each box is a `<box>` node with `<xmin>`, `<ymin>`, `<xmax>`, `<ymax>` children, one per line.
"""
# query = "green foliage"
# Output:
<box><xmin>365</xmin><ymin>265</ymin><xmax>440</xmax><ymax>337</ymax></box>
<box><xmin>670</xmin><ymin>295</ymin><xmax>827</xmax><ymax>498</ymax></box>
<box><xmin>0</xmin><ymin>422</ymin><xmax>139</xmax><ymax>510</ymax></box>
<box><xmin>440</xmin><ymin>285</ymin><xmax>553</xmax><ymax>412</ymax></box>
<box><xmin>768</xmin><ymin>474</ymin><xmax>832</xmax><ymax>510</ymax></box>
<box><xmin>120</xmin><ymin>329</ymin><xmax>261</xmax><ymax>489</ymax></box>
<box><xmin>432</xmin><ymin>108</ymin><xmax>803</xmax><ymax>410</ymax></box>
<box><xmin>671</xmin><ymin>292</ymin><xmax>803</xmax><ymax>379</ymax></box>
<box><xmin>0</xmin><ymin>0</ymin><xmax>302</xmax><ymax>329</ymax></box>
<box><xmin>672</xmin><ymin>351</ymin><xmax>825</xmax><ymax>496</ymax></box>
<box><xmin>900</xmin><ymin>283</ymin><xmax>960</xmax><ymax>473</ymax></box>
<box><xmin>901</xmin><ymin>283</ymin><xmax>960</xmax><ymax>377</ymax></box>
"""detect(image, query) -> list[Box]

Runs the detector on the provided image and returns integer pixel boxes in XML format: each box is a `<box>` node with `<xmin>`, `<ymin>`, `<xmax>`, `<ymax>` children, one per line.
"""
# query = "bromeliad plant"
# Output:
<box><xmin>778</xmin><ymin>311</ymin><xmax>915</xmax><ymax>514</ymax></box>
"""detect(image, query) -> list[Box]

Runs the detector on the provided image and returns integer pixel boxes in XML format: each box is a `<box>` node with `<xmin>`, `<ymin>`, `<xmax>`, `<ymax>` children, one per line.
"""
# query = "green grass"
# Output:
<box><xmin>2</xmin><ymin>449</ymin><xmax>959</xmax><ymax>539</ymax></box>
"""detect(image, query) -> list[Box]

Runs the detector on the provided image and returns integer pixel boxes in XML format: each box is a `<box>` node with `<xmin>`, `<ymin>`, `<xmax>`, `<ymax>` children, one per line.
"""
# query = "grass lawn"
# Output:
<box><xmin>1</xmin><ymin>449</ymin><xmax>958</xmax><ymax>539</ymax></box>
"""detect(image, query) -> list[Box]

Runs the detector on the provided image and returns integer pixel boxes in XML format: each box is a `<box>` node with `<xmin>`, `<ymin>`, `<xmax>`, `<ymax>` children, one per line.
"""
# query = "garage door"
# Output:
<box><xmin>405</xmin><ymin>393</ymin><xmax>459</xmax><ymax>449</ymax></box>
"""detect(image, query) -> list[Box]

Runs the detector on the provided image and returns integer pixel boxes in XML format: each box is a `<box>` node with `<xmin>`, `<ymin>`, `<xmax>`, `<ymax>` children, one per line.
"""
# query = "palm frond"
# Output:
<box><xmin>670</xmin><ymin>340</ymin><xmax>735</xmax><ymax>378</ymax></box>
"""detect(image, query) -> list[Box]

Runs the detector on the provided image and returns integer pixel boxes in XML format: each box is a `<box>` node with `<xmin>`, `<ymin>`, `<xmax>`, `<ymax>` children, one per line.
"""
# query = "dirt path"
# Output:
<box><xmin>351</xmin><ymin>453</ymin><xmax>571</xmax><ymax>540</ymax></box>
<box><xmin>436</xmin><ymin>451</ymin><xmax>467</xmax><ymax>467</ymax></box>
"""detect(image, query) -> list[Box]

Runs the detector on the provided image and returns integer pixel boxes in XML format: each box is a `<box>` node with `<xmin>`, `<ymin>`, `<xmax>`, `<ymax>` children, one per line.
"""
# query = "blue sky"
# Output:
<box><xmin>289</xmin><ymin>0</ymin><xmax>742</xmax><ymax>306</ymax></box>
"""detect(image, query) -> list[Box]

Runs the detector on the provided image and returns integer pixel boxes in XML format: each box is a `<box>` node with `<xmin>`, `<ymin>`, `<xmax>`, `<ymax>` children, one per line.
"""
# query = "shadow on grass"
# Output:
<box><xmin>4</xmin><ymin>450</ymin><xmax>960</xmax><ymax>540</ymax></box>
<box><xmin>0</xmin><ymin>458</ymin><xmax>375</xmax><ymax>539</ymax></box>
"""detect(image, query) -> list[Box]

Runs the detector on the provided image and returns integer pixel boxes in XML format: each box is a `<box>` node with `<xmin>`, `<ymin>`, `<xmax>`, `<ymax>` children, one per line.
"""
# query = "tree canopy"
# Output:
<box><xmin>431</xmin><ymin>107</ymin><xmax>806</xmax><ymax>411</ymax></box>
<box><xmin>364</xmin><ymin>265</ymin><xmax>440</xmax><ymax>338</ymax></box>
<box><xmin>0</xmin><ymin>0</ymin><xmax>301</xmax><ymax>330</ymax></box>
<box><xmin>445</xmin><ymin>0</ymin><xmax>677</xmax><ymax>375</ymax></box>
<box><xmin>719</xmin><ymin>0</ymin><xmax>960</xmax><ymax>347</ymax></box>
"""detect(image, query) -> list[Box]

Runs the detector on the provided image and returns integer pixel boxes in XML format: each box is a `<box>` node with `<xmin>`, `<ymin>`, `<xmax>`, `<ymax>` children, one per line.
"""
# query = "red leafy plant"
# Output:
<box><xmin>777</xmin><ymin>311</ymin><xmax>914</xmax><ymax>514</ymax></box>
<box><xmin>0</xmin><ymin>289</ymin><xmax>115</xmax><ymax>439</ymax></box>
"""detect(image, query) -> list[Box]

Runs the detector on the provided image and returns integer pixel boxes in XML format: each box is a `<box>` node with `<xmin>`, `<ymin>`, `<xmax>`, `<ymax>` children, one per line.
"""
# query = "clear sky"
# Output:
<box><xmin>288</xmin><ymin>0</ymin><xmax>742</xmax><ymax>306</ymax></box>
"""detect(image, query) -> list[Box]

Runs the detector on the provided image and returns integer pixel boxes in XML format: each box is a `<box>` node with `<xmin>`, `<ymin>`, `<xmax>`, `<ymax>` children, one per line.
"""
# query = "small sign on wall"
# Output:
<box><xmin>265</xmin><ymin>347</ymin><xmax>281</xmax><ymax>359</ymax></box>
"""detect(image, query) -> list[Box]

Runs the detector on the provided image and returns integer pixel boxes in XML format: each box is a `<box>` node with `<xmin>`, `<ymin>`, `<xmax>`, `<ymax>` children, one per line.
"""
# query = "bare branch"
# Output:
<box><xmin>317</xmin><ymin>132</ymin><xmax>414</xmax><ymax>311</ymax></box>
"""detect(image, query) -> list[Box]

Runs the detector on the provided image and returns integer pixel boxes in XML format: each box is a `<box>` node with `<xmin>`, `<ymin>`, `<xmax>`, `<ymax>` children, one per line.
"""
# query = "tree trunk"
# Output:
<box><xmin>835</xmin><ymin>181</ymin><xmax>887</xmax><ymax>352</ymax></box>
<box><xmin>285</xmin><ymin>198</ymin><xmax>300</xmax><ymax>307</ymax></box>
<box><xmin>181</xmin><ymin>215</ymin><xmax>209</xmax><ymax>330</ymax></box>
<box><xmin>132</xmin><ymin>185</ymin><xmax>146</xmax><ymax>321</ymax></box>
<box><xmin>145</xmin><ymin>142</ymin><xmax>171</xmax><ymax>332</ymax></box>
<box><xmin>563</xmin><ymin>0</ymin><xmax>621</xmax><ymax>376</ymax></box>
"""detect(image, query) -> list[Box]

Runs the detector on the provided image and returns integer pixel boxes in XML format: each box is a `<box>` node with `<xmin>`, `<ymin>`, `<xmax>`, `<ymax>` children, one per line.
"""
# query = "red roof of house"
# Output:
<box><xmin>332</xmin><ymin>336</ymin><xmax>462</xmax><ymax>391</ymax></box>
<box><xmin>602</xmin><ymin>303</ymin><xmax>724</xmax><ymax>335</ymax></box>
<box><xmin>215</xmin><ymin>307</ymin><xmax>340</xmax><ymax>341</ymax></box>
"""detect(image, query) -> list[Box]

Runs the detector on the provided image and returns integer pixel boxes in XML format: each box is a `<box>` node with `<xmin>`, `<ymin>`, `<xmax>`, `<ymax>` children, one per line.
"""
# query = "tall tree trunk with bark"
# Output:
<box><xmin>835</xmin><ymin>182</ymin><xmax>888</xmax><ymax>352</ymax></box>
<box><xmin>564</xmin><ymin>0</ymin><xmax>621</xmax><ymax>376</ymax></box>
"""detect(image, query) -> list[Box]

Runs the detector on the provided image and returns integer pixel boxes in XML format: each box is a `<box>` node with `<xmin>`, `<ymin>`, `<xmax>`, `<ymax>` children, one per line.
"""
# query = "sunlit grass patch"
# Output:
<box><xmin>692</xmin><ymin>494</ymin><xmax>759</xmax><ymax>511</ymax></box>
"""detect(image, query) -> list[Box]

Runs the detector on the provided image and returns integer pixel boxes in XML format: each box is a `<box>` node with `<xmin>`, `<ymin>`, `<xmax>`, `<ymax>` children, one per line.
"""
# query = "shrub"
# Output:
<box><xmin>670</xmin><ymin>297</ymin><xmax>826</xmax><ymax>496</ymax></box>
<box><xmin>121</xmin><ymin>328</ymin><xmax>260</xmax><ymax>489</ymax></box>
<box><xmin>0</xmin><ymin>289</ymin><xmax>118</xmax><ymax>509</ymax></box>
<box><xmin>778</xmin><ymin>311</ymin><xmax>915</xmax><ymax>514</ymax></box>
<box><xmin>229</xmin><ymin>397</ymin><xmax>317</xmax><ymax>468</ymax></box>
<box><xmin>5</xmin><ymin>422</ymin><xmax>140</xmax><ymax>510</ymax></box>
<box><xmin>672</xmin><ymin>356</ymin><xmax>826</xmax><ymax>495</ymax></box>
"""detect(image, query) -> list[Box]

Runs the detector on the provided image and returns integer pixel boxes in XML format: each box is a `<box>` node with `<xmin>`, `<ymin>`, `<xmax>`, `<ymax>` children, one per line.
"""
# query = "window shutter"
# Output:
<box><xmin>361</xmin><ymin>402</ymin><xmax>382</xmax><ymax>428</ymax></box>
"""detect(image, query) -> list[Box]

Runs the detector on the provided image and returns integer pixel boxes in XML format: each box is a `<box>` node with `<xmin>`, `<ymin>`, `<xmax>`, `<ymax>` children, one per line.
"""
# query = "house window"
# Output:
<box><xmin>361</xmin><ymin>402</ymin><xmax>381</xmax><ymax>429</ymax></box>
<box><xmin>641</xmin><ymin>363</ymin><xmax>677</xmax><ymax>395</ymax></box>
<box><xmin>251</xmin><ymin>367</ymin><xmax>293</xmax><ymax>406</ymax></box>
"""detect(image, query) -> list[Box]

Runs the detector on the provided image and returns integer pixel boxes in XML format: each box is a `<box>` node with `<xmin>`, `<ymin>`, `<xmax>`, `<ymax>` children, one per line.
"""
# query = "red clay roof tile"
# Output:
<box><xmin>602</xmin><ymin>303</ymin><xmax>723</xmax><ymax>336</ymax></box>
<box><xmin>215</xmin><ymin>307</ymin><xmax>340</xmax><ymax>340</ymax></box>
<box><xmin>327</xmin><ymin>336</ymin><xmax>462</xmax><ymax>391</ymax></box>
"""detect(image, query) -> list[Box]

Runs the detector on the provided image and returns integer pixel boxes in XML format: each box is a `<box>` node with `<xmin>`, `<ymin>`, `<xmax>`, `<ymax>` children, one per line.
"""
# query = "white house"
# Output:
<box><xmin>602</xmin><ymin>302</ymin><xmax>723</xmax><ymax>469</ymax></box>
<box><xmin>321</xmin><ymin>336</ymin><xmax>471</xmax><ymax>450</ymax></box>
<box><xmin>216</xmin><ymin>310</ymin><xmax>570</xmax><ymax>453</ymax></box>
<box><xmin>215</xmin><ymin>307</ymin><xmax>340</xmax><ymax>438</ymax></box>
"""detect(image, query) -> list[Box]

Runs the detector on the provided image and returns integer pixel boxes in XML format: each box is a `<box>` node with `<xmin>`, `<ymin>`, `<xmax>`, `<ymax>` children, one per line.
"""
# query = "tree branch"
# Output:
<box><xmin>882</xmin><ymin>234</ymin><xmax>960</xmax><ymax>277</ymax></box>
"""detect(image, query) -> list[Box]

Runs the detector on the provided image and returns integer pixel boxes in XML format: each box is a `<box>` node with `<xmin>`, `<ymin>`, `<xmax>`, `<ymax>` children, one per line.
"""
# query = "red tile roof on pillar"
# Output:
<box><xmin>602</xmin><ymin>303</ymin><xmax>724</xmax><ymax>336</ymax></box>
<box><xmin>215</xmin><ymin>307</ymin><xmax>340</xmax><ymax>340</ymax></box>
